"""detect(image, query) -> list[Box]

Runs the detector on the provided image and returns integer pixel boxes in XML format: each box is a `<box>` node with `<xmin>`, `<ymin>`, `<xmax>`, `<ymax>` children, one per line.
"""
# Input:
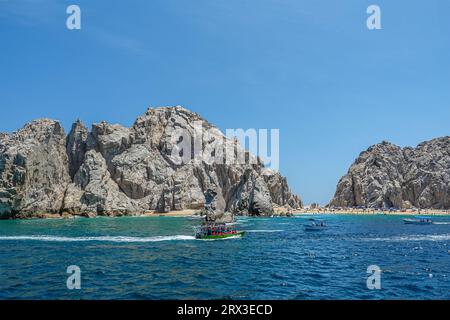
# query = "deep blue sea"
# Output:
<box><xmin>0</xmin><ymin>215</ymin><xmax>449</xmax><ymax>300</ymax></box>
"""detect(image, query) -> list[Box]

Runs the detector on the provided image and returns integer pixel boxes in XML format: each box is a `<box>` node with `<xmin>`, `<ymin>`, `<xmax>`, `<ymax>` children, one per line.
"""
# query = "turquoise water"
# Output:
<box><xmin>0</xmin><ymin>215</ymin><xmax>449</xmax><ymax>299</ymax></box>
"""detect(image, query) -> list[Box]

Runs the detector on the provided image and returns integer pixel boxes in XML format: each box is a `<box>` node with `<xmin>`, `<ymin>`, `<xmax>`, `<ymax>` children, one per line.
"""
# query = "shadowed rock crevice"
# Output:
<box><xmin>66</xmin><ymin>120</ymin><xmax>88</xmax><ymax>180</ymax></box>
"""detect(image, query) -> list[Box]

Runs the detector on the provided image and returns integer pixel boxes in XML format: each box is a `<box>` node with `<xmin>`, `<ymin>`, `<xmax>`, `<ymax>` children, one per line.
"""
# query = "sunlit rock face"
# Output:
<box><xmin>0</xmin><ymin>106</ymin><xmax>302</xmax><ymax>218</ymax></box>
<box><xmin>0</xmin><ymin>120</ymin><xmax>71</xmax><ymax>218</ymax></box>
<box><xmin>329</xmin><ymin>137</ymin><xmax>450</xmax><ymax>209</ymax></box>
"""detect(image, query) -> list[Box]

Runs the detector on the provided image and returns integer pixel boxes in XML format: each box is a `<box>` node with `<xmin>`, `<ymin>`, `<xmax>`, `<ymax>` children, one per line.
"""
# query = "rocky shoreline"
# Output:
<box><xmin>1</xmin><ymin>107</ymin><xmax>449</xmax><ymax>220</ymax></box>
<box><xmin>7</xmin><ymin>208</ymin><xmax>450</xmax><ymax>220</ymax></box>
<box><xmin>295</xmin><ymin>208</ymin><xmax>450</xmax><ymax>216</ymax></box>
<box><xmin>0</xmin><ymin>106</ymin><xmax>301</xmax><ymax>219</ymax></box>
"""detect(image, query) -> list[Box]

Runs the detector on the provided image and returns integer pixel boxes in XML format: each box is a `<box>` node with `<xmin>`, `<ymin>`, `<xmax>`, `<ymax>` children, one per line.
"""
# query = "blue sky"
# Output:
<box><xmin>0</xmin><ymin>0</ymin><xmax>449</xmax><ymax>204</ymax></box>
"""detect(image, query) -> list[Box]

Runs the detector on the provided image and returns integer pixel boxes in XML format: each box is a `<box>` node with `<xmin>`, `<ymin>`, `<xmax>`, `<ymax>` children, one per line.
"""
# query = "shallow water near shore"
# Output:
<box><xmin>0</xmin><ymin>215</ymin><xmax>449</xmax><ymax>299</ymax></box>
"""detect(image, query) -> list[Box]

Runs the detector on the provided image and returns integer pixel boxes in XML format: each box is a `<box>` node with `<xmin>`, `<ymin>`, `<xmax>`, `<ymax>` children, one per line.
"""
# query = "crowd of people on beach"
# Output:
<box><xmin>294</xmin><ymin>206</ymin><xmax>450</xmax><ymax>215</ymax></box>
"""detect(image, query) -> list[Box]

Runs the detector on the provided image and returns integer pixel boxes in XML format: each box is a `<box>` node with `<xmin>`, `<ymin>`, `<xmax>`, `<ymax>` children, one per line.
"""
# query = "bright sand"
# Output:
<box><xmin>293</xmin><ymin>208</ymin><xmax>450</xmax><ymax>216</ymax></box>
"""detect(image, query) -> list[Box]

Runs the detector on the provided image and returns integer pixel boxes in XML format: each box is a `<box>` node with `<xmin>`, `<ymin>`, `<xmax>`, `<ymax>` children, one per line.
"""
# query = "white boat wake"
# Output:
<box><xmin>0</xmin><ymin>235</ymin><xmax>195</xmax><ymax>242</ymax></box>
<box><xmin>364</xmin><ymin>234</ymin><xmax>450</xmax><ymax>242</ymax></box>
<box><xmin>245</xmin><ymin>229</ymin><xmax>284</xmax><ymax>233</ymax></box>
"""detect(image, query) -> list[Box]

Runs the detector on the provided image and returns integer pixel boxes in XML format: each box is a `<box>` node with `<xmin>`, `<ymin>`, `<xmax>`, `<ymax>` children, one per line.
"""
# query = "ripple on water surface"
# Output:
<box><xmin>0</xmin><ymin>215</ymin><xmax>449</xmax><ymax>299</ymax></box>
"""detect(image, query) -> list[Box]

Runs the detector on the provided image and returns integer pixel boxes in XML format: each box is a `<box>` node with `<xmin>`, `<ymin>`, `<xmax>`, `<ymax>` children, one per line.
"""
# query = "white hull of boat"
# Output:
<box><xmin>403</xmin><ymin>219</ymin><xmax>433</xmax><ymax>225</ymax></box>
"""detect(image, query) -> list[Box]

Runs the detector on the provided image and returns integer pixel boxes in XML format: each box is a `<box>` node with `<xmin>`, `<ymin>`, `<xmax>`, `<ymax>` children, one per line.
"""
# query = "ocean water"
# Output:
<box><xmin>0</xmin><ymin>215</ymin><xmax>449</xmax><ymax>300</ymax></box>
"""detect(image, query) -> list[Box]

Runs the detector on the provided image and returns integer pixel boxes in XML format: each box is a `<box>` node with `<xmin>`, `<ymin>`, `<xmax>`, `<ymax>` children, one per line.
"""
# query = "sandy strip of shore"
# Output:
<box><xmin>12</xmin><ymin>208</ymin><xmax>450</xmax><ymax>219</ymax></box>
<box><xmin>293</xmin><ymin>209</ymin><xmax>450</xmax><ymax>216</ymax></box>
<box><xmin>142</xmin><ymin>209</ymin><xmax>200</xmax><ymax>217</ymax></box>
<box><xmin>151</xmin><ymin>208</ymin><xmax>450</xmax><ymax>217</ymax></box>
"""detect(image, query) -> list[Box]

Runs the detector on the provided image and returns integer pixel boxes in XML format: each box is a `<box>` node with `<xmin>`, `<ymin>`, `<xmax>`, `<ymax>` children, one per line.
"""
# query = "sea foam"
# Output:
<box><xmin>364</xmin><ymin>234</ymin><xmax>450</xmax><ymax>242</ymax></box>
<box><xmin>0</xmin><ymin>235</ymin><xmax>195</xmax><ymax>242</ymax></box>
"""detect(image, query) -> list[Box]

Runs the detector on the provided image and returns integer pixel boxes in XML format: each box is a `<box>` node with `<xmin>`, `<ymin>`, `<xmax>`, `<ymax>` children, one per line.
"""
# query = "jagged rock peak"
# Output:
<box><xmin>140</xmin><ymin>105</ymin><xmax>208</xmax><ymax>123</ymax></box>
<box><xmin>9</xmin><ymin>119</ymin><xmax>65</xmax><ymax>142</ymax></box>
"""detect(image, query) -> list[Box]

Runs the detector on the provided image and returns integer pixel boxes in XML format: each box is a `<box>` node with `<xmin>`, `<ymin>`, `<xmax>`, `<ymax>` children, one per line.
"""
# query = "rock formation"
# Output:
<box><xmin>203</xmin><ymin>188</ymin><xmax>233</xmax><ymax>223</ymax></box>
<box><xmin>0</xmin><ymin>120</ymin><xmax>71</xmax><ymax>218</ymax></box>
<box><xmin>329</xmin><ymin>138</ymin><xmax>450</xmax><ymax>209</ymax></box>
<box><xmin>0</xmin><ymin>106</ymin><xmax>302</xmax><ymax>218</ymax></box>
<box><xmin>66</xmin><ymin>119</ymin><xmax>88</xmax><ymax>179</ymax></box>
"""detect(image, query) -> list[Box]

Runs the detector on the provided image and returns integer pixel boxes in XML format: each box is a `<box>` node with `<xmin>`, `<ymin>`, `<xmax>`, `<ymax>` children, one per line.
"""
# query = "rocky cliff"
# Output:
<box><xmin>329</xmin><ymin>137</ymin><xmax>450</xmax><ymax>209</ymax></box>
<box><xmin>0</xmin><ymin>106</ymin><xmax>301</xmax><ymax>218</ymax></box>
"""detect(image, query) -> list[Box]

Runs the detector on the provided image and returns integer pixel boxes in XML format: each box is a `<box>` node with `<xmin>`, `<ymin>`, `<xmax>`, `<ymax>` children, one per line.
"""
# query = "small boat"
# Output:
<box><xmin>195</xmin><ymin>223</ymin><xmax>245</xmax><ymax>240</ymax></box>
<box><xmin>305</xmin><ymin>224</ymin><xmax>326</xmax><ymax>231</ymax></box>
<box><xmin>403</xmin><ymin>216</ymin><xmax>433</xmax><ymax>225</ymax></box>
<box><xmin>305</xmin><ymin>219</ymin><xmax>327</xmax><ymax>231</ymax></box>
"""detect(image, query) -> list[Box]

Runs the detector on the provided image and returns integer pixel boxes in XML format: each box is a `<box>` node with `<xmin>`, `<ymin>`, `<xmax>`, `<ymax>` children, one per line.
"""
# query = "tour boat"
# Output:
<box><xmin>194</xmin><ymin>223</ymin><xmax>245</xmax><ymax>240</ymax></box>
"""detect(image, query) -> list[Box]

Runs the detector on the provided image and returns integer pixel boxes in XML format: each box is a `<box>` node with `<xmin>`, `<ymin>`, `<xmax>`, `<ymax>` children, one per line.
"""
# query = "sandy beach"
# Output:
<box><xmin>10</xmin><ymin>207</ymin><xmax>450</xmax><ymax>220</ymax></box>
<box><xmin>151</xmin><ymin>209</ymin><xmax>450</xmax><ymax>217</ymax></box>
<box><xmin>132</xmin><ymin>209</ymin><xmax>450</xmax><ymax>217</ymax></box>
<box><xmin>292</xmin><ymin>208</ymin><xmax>450</xmax><ymax>216</ymax></box>
<box><xmin>142</xmin><ymin>209</ymin><xmax>200</xmax><ymax>217</ymax></box>
<box><xmin>149</xmin><ymin>207</ymin><xmax>450</xmax><ymax>217</ymax></box>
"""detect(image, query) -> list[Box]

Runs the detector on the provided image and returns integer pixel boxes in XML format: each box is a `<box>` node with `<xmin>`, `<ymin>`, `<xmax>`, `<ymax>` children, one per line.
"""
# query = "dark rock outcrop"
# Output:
<box><xmin>66</xmin><ymin>120</ymin><xmax>88</xmax><ymax>179</ymax></box>
<box><xmin>0</xmin><ymin>106</ymin><xmax>302</xmax><ymax>218</ymax></box>
<box><xmin>329</xmin><ymin>137</ymin><xmax>450</xmax><ymax>209</ymax></box>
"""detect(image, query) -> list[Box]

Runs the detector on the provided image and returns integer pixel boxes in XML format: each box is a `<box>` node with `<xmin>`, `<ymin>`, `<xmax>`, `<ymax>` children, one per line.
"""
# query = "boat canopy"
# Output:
<box><xmin>414</xmin><ymin>216</ymin><xmax>432</xmax><ymax>219</ymax></box>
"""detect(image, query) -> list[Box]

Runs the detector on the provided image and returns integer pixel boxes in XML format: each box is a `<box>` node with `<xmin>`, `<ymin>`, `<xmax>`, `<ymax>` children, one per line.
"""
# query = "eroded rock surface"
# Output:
<box><xmin>66</xmin><ymin>120</ymin><xmax>88</xmax><ymax>179</ymax></box>
<box><xmin>0</xmin><ymin>120</ymin><xmax>71</xmax><ymax>218</ymax></box>
<box><xmin>329</xmin><ymin>138</ymin><xmax>450</xmax><ymax>209</ymax></box>
<box><xmin>0</xmin><ymin>106</ymin><xmax>302</xmax><ymax>218</ymax></box>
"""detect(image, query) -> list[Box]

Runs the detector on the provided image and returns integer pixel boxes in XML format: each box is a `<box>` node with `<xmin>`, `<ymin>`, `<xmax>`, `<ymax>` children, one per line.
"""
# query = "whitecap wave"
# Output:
<box><xmin>0</xmin><ymin>235</ymin><xmax>195</xmax><ymax>242</ymax></box>
<box><xmin>364</xmin><ymin>234</ymin><xmax>450</xmax><ymax>242</ymax></box>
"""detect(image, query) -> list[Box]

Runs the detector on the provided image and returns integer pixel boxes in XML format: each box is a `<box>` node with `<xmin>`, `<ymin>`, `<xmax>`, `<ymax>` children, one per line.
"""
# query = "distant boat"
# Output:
<box><xmin>305</xmin><ymin>219</ymin><xmax>327</xmax><ymax>231</ymax></box>
<box><xmin>403</xmin><ymin>216</ymin><xmax>433</xmax><ymax>225</ymax></box>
